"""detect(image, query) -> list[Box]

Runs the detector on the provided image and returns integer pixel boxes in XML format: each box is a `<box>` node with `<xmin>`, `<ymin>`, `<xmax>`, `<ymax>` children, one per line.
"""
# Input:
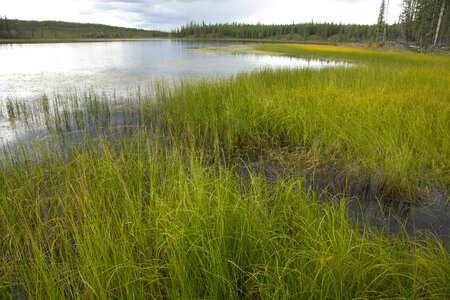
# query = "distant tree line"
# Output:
<box><xmin>171</xmin><ymin>21</ymin><xmax>405</xmax><ymax>43</ymax></box>
<box><xmin>2</xmin><ymin>5</ymin><xmax>447</xmax><ymax>49</ymax></box>
<box><xmin>0</xmin><ymin>18</ymin><xmax>168</xmax><ymax>40</ymax></box>
<box><xmin>173</xmin><ymin>11</ymin><xmax>448</xmax><ymax>49</ymax></box>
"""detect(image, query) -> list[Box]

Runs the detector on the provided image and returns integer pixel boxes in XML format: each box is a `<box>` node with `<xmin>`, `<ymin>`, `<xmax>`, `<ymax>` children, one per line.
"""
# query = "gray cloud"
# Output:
<box><xmin>76</xmin><ymin>0</ymin><xmax>385</xmax><ymax>31</ymax></box>
<box><xmin>82</xmin><ymin>0</ymin><xmax>273</xmax><ymax>30</ymax></box>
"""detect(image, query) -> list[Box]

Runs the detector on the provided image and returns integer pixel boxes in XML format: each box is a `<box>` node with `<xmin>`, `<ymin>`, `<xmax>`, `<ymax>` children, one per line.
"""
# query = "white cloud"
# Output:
<box><xmin>241</xmin><ymin>0</ymin><xmax>403</xmax><ymax>25</ymax></box>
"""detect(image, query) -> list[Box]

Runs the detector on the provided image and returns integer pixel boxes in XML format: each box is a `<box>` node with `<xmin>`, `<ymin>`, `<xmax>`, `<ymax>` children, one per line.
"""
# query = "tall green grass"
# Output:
<box><xmin>1</xmin><ymin>132</ymin><xmax>448</xmax><ymax>298</ymax></box>
<box><xmin>158</xmin><ymin>47</ymin><xmax>449</xmax><ymax>197</ymax></box>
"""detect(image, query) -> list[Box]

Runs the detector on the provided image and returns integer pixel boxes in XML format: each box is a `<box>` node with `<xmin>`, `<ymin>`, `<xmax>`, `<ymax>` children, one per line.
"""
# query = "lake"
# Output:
<box><xmin>0</xmin><ymin>39</ymin><xmax>343</xmax><ymax>100</ymax></box>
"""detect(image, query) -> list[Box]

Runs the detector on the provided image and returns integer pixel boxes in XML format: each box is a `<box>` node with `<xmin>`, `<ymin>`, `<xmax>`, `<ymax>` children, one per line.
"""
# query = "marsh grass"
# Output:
<box><xmin>1</xmin><ymin>44</ymin><xmax>449</xmax><ymax>298</ymax></box>
<box><xmin>1</xmin><ymin>132</ymin><xmax>449</xmax><ymax>299</ymax></box>
<box><xmin>159</xmin><ymin>46</ymin><xmax>449</xmax><ymax>197</ymax></box>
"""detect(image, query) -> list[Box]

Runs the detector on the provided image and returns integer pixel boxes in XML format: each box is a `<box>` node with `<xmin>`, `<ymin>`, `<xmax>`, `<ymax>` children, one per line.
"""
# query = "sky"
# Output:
<box><xmin>2</xmin><ymin>0</ymin><xmax>404</xmax><ymax>31</ymax></box>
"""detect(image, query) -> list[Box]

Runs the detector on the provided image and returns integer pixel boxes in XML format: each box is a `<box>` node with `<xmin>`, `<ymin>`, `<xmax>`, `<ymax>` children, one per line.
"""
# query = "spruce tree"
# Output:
<box><xmin>413</xmin><ymin>0</ymin><xmax>446</xmax><ymax>47</ymax></box>
<box><xmin>383</xmin><ymin>0</ymin><xmax>390</xmax><ymax>42</ymax></box>
<box><xmin>376</xmin><ymin>0</ymin><xmax>386</xmax><ymax>43</ymax></box>
<box><xmin>400</xmin><ymin>0</ymin><xmax>417</xmax><ymax>41</ymax></box>
<box><xmin>0</xmin><ymin>16</ymin><xmax>4</xmax><ymax>38</ymax></box>
<box><xmin>4</xmin><ymin>15</ymin><xmax>11</xmax><ymax>38</ymax></box>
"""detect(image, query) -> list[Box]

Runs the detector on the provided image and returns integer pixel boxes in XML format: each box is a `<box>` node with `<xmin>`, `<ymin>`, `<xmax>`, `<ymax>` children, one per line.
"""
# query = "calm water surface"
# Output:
<box><xmin>0</xmin><ymin>39</ymin><xmax>341</xmax><ymax>100</ymax></box>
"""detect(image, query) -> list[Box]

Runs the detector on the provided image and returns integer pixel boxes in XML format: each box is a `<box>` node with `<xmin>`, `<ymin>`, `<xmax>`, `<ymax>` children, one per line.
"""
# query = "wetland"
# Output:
<box><xmin>0</xmin><ymin>41</ymin><xmax>449</xmax><ymax>299</ymax></box>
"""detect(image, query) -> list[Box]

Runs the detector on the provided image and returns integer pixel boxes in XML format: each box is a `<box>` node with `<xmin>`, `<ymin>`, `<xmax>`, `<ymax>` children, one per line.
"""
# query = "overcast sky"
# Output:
<box><xmin>2</xmin><ymin>0</ymin><xmax>403</xmax><ymax>31</ymax></box>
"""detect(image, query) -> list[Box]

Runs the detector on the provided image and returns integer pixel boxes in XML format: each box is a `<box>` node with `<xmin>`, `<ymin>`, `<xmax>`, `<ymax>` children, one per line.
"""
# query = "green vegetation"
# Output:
<box><xmin>159</xmin><ymin>44</ymin><xmax>449</xmax><ymax>196</ymax></box>
<box><xmin>172</xmin><ymin>21</ymin><xmax>395</xmax><ymax>43</ymax></box>
<box><xmin>0</xmin><ymin>18</ymin><xmax>168</xmax><ymax>40</ymax></box>
<box><xmin>1</xmin><ymin>133</ymin><xmax>449</xmax><ymax>299</ymax></box>
<box><xmin>399</xmin><ymin>0</ymin><xmax>449</xmax><ymax>48</ymax></box>
<box><xmin>172</xmin><ymin>11</ymin><xmax>449</xmax><ymax>48</ymax></box>
<box><xmin>1</xmin><ymin>45</ymin><xmax>449</xmax><ymax>298</ymax></box>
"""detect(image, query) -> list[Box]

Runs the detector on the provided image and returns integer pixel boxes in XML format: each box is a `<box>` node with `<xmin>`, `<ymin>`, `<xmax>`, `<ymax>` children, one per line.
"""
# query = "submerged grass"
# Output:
<box><xmin>1</xmin><ymin>44</ymin><xmax>449</xmax><ymax>298</ymax></box>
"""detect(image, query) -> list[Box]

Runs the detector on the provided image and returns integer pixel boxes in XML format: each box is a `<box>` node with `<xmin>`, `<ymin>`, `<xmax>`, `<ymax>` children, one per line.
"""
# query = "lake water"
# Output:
<box><xmin>0</xmin><ymin>39</ymin><xmax>342</xmax><ymax>100</ymax></box>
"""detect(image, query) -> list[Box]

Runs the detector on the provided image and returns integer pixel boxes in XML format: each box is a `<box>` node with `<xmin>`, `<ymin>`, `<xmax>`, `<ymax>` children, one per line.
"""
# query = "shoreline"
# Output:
<box><xmin>0</xmin><ymin>36</ymin><xmax>342</xmax><ymax>45</ymax></box>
